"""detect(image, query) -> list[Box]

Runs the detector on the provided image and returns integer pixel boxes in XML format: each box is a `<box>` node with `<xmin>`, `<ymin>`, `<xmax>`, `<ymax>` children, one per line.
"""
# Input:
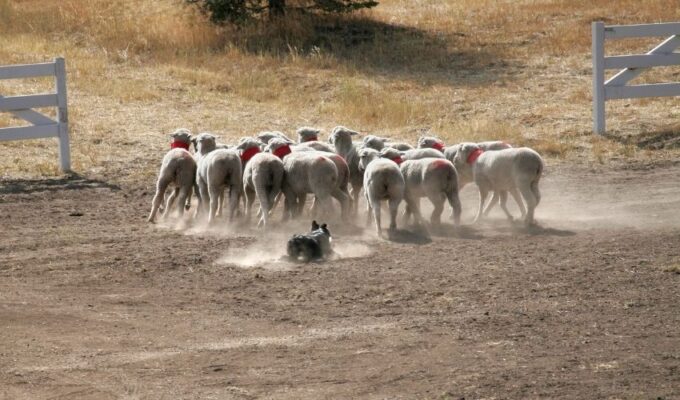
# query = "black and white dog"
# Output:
<box><xmin>287</xmin><ymin>221</ymin><xmax>333</xmax><ymax>262</ymax></box>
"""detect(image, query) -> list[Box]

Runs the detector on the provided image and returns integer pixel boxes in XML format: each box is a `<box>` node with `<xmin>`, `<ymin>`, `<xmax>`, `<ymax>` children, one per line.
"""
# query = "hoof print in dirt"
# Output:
<box><xmin>286</xmin><ymin>220</ymin><xmax>334</xmax><ymax>263</ymax></box>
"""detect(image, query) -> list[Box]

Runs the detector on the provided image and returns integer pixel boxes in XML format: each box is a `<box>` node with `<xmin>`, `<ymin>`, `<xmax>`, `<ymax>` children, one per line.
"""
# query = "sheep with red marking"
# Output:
<box><xmin>418</xmin><ymin>136</ymin><xmax>512</xmax><ymax>166</ymax></box>
<box><xmin>265</xmin><ymin>138</ymin><xmax>347</xmax><ymax>220</ymax></box>
<box><xmin>196</xmin><ymin>143</ymin><xmax>242</xmax><ymax>224</ymax></box>
<box><xmin>400</xmin><ymin>157</ymin><xmax>462</xmax><ymax>227</ymax></box>
<box><xmin>380</xmin><ymin>147</ymin><xmax>445</xmax><ymax>163</ymax></box>
<box><xmin>147</xmin><ymin>128</ymin><xmax>197</xmax><ymax>223</ymax></box>
<box><xmin>257</xmin><ymin>131</ymin><xmax>294</xmax><ymax>145</ymax></box>
<box><xmin>328</xmin><ymin>126</ymin><xmax>364</xmax><ymax>214</ymax></box>
<box><xmin>295</xmin><ymin>127</ymin><xmax>336</xmax><ymax>153</ymax></box>
<box><xmin>454</xmin><ymin>143</ymin><xmax>543</xmax><ymax>226</ymax></box>
<box><xmin>238</xmin><ymin>138</ymin><xmax>284</xmax><ymax>228</ymax></box>
<box><xmin>357</xmin><ymin>148</ymin><xmax>405</xmax><ymax>236</ymax></box>
<box><xmin>363</xmin><ymin>134</ymin><xmax>414</xmax><ymax>152</ymax></box>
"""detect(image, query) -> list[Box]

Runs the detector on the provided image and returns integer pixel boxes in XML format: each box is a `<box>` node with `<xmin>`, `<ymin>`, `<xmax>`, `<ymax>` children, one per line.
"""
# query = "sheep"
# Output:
<box><xmin>363</xmin><ymin>135</ymin><xmax>415</xmax><ymax>152</ymax></box>
<box><xmin>147</xmin><ymin>128</ymin><xmax>197</xmax><ymax>223</ymax></box>
<box><xmin>293</xmin><ymin>127</ymin><xmax>336</xmax><ymax>152</ymax></box>
<box><xmin>196</xmin><ymin>147</ymin><xmax>243</xmax><ymax>224</ymax></box>
<box><xmin>297</xmin><ymin>126</ymin><xmax>321</xmax><ymax>143</ymax></box>
<box><xmin>257</xmin><ymin>130</ymin><xmax>294</xmax><ymax>145</ymax></box>
<box><xmin>266</xmin><ymin>138</ymin><xmax>350</xmax><ymax>218</ymax></box>
<box><xmin>380</xmin><ymin>147</ymin><xmax>445</xmax><ymax>162</ymax></box>
<box><xmin>454</xmin><ymin>143</ymin><xmax>543</xmax><ymax>226</ymax></box>
<box><xmin>400</xmin><ymin>158</ymin><xmax>462</xmax><ymax>227</ymax></box>
<box><xmin>328</xmin><ymin>125</ymin><xmax>364</xmax><ymax>213</ymax></box>
<box><xmin>418</xmin><ymin>136</ymin><xmax>511</xmax><ymax>162</ymax></box>
<box><xmin>357</xmin><ymin>148</ymin><xmax>405</xmax><ymax>236</ymax></box>
<box><xmin>419</xmin><ymin>137</ymin><xmax>517</xmax><ymax>217</ymax></box>
<box><xmin>267</xmin><ymin>144</ymin><xmax>344</xmax><ymax>221</ymax></box>
<box><xmin>240</xmin><ymin>148</ymin><xmax>284</xmax><ymax>228</ymax></box>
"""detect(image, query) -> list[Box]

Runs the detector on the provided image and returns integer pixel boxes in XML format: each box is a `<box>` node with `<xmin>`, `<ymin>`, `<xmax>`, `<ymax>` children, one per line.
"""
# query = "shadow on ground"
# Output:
<box><xmin>0</xmin><ymin>173</ymin><xmax>120</xmax><ymax>195</ymax></box>
<box><xmin>234</xmin><ymin>15</ymin><xmax>518</xmax><ymax>86</ymax></box>
<box><xmin>603</xmin><ymin>123</ymin><xmax>680</xmax><ymax>150</ymax></box>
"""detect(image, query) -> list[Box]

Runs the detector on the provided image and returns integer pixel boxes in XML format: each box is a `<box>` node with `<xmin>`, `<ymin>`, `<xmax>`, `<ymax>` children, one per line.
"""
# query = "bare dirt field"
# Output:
<box><xmin>2</xmin><ymin>160</ymin><xmax>680</xmax><ymax>399</ymax></box>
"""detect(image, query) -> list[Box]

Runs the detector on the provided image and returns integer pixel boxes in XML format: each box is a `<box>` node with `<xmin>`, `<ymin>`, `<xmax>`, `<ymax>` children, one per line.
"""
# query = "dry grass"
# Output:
<box><xmin>1</xmin><ymin>0</ymin><xmax>680</xmax><ymax>180</ymax></box>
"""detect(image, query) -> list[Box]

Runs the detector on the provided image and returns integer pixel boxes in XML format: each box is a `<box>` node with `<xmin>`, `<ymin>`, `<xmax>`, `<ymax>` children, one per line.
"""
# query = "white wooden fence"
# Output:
<box><xmin>0</xmin><ymin>57</ymin><xmax>70</xmax><ymax>171</ymax></box>
<box><xmin>592</xmin><ymin>22</ymin><xmax>680</xmax><ymax>134</ymax></box>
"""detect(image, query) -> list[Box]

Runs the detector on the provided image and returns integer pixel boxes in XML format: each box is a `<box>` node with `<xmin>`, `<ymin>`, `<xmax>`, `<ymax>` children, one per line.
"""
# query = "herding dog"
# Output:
<box><xmin>287</xmin><ymin>221</ymin><xmax>333</xmax><ymax>262</ymax></box>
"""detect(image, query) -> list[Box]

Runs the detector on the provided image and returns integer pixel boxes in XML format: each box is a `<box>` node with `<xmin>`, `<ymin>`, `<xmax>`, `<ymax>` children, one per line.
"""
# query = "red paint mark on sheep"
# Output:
<box><xmin>240</xmin><ymin>146</ymin><xmax>260</xmax><ymax>164</ymax></box>
<box><xmin>466</xmin><ymin>149</ymin><xmax>484</xmax><ymax>164</ymax></box>
<box><xmin>273</xmin><ymin>145</ymin><xmax>292</xmax><ymax>159</ymax></box>
<box><xmin>429</xmin><ymin>159</ymin><xmax>450</xmax><ymax>169</ymax></box>
<box><xmin>432</xmin><ymin>142</ymin><xmax>445</xmax><ymax>152</ymax></box>
<box><xmin>390</xmin><ymin>156</ymin><xmax>404</xmax><ymax>165</ymax></box>
<box><xmin>170</xmin><ymin>140</ymin><xmax>190</xmax><ymax>150</ymax></box>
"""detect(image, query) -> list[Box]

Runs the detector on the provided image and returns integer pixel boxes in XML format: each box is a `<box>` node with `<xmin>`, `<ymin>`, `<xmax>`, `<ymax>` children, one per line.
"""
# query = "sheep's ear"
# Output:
<box><xmin>190</xmin><ymin>136</ymin><xmax>197</xmax><ymax>145</ymax></box>
<box><xmin>380</xmin><ymin>137</ymin><xmax>388</xmax><ymax>142</ymax></box>
<box><xmin>312</xmin><ymin>220</ymin><xmax>319</xmax><ymax>230</ymax></box>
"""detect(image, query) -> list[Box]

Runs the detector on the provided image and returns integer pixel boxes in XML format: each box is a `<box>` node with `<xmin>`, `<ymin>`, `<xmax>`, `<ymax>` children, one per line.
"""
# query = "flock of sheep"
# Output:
<box><xmin>147</xmin><ymin>126</ymin><xmax>544</xmax><ymax>235</ymax></box>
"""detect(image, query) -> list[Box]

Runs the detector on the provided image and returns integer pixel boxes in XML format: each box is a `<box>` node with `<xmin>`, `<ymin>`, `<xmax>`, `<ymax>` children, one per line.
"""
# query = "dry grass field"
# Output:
<box><xmin>3</xmin><ymin>1</ymin><xmax>680</xmax><ymax>399</ymax></box>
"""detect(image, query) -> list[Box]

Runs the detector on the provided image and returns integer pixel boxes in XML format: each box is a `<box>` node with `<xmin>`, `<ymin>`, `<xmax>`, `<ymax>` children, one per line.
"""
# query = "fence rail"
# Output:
<box><xmin>0</xmin><ymin>57</ymin><xmax>70</xmax><ymax>171</ymax></box>
<box><xmin>592</xmin><ymin>22</ymin><xmax>680</xmax><ymax>134</ymax></box>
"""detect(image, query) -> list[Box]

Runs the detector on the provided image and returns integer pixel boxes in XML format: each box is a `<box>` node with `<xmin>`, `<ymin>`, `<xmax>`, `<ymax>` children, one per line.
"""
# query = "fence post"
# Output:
<box><xmin>592</xmin><ymin>22</ymin><xmax>606</xmax><ymax>135</ymax></box>
<box><xmin>54</xmin><ymin>57</ymin><xmax>71</xmax><ymax>172</ymax></box>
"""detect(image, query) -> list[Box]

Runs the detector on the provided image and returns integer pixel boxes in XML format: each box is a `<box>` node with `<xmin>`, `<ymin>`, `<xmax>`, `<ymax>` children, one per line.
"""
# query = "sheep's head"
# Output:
<box><xmin>194</xmin><ymin>133</ymin><xmax>217</xmax><ymax>155</ymax></box>
<box><xmin>357</xmin><ymin>148</ymin><xmax>380</xmax><ymax>172</ymax></box>
<box><xmin>296</xmin><ymin>127</ymin><xmax>321</xmax><ymax>143</ymax></box>
<box><xmin>418</xmin><ymin>136</ymin><xmax>445</xmax><ymax>152</ymax></box>
<box><xmin>236</xmin><ymin>137</ymin><xmax>262</xmax><ymax>151</ymax></box>
<box><xmin>170</xmin><ymin>128</ymin><xmax>192</xmax><ymax>149</ymax></box>
<box><xmin>362</xmin><ymin>135</ymin><xmax>388</xmax><ymax>151</ymax></box>
<box><xmin>379</xmin><ymin>147</ymin><xmax>405</xmax><ymax>165</ymax></box>
<box><xmin>236</xmin><ymin>137</ymin><xmax>262</xmax><ymax>164</ymax></box>
<box><xmin>257</xmin><ymin>131</ymin><xmax>293</xmax><ymax>145</ymax></box>
<box><xmin>329</xmin><ymin>126</ymin><xmax>359</xmax><ymax>146</ymax></box>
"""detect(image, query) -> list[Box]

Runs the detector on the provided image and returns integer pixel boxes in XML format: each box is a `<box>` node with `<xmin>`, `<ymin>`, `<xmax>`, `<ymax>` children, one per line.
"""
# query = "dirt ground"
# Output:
<box><xmin>2</xmin><ymin>160</ymin><xmax>680</xmax><ymax>400</ymax></box>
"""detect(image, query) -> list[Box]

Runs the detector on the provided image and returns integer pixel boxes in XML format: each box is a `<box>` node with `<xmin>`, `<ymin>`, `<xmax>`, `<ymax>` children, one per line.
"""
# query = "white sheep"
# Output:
<box><xmin>454</xmin><ymin>144</ymin><xmax>543</xmax><ymax>225</ymax></box>
<box><xmin>196</xmin><ymin>147</ymin><xmax>243</xmax><ymax>224</ymax></box>
<box><xmin>420</xmin><ymin>137</ymin><xmax>517</xmax><ymax>217</ymax></box>
<box><xmin>328</xmin><ymin>126</ymin><xmax>364</xmax><ymax>213</ymax></box>
<box><xmin>418</xmin><ymin>136</ymin><xmax>511</xmax><ymax>166</ymax></box>
<box><xmin>147</xmin><ymin>128</ymin><xmax>197</xmax><ymax>223</ymax></box>
<box><xmin>357</xmin><ymin>148</ymin><xmax>405</xmax><ymax>235</ymax></box>
<box><xmin>363</xmin><ymin>134</ymin><xmax>414</xmax><ymax>152</ymax></box>
<box><xmin>267</xmin><ymin>142</ymin><xmax>343</xmax><ymax>221</ymax></box>
<box><xmin>293</xmin><ymin>127</ymin><xmax>335</xmax><ymax>152</ymax></box>
<box><xmin>257</xmin><ymin>130</ymin><xmax>294</xmax><ymax>145</ymax></box>
<box><xmin>297</xmin><ymin>126</ymin><xmax>322</xmax><ymax>143</ymax></box>
<box><xmin>239</xmin><ymin>140</ymin><xmax>284</xmax><ymax>228</ymax></box>
<box><xmin>266</xmin><ymin>138</ymin><xmax>350</xmax><ymax>218</ymax></box>
<box><xmin>380</xmin><ymin>147</ymin><xmax>445</xmax><ymax>162</ymax></box>
<box><xmin>400</xmin><ymin>158</ymin><xmax>462</xmax><ymax>227</ymax></box>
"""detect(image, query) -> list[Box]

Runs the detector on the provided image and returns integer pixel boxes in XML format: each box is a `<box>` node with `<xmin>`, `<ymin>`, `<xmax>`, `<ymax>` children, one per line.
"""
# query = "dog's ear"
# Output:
<box><xmin>321</xmin><ymin>224</ymin><xmax>330</xmax><ymax>235</ymax></box>
<box><xmin>321</xmin><ymin>223</ymin><xmax>327</xmax><ymax>229</ymax></box>
<box><xmin>312</xmin><ymin>220</ymin><xmax>319</xmax><ymax>230</ymax></box>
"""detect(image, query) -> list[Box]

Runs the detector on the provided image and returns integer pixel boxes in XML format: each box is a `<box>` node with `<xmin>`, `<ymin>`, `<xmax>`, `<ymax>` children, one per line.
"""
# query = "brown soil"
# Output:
<box><xmin>2</xmin><ymin>161</ymin><xmax>680</xmax><ymax>399</ymax></box>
